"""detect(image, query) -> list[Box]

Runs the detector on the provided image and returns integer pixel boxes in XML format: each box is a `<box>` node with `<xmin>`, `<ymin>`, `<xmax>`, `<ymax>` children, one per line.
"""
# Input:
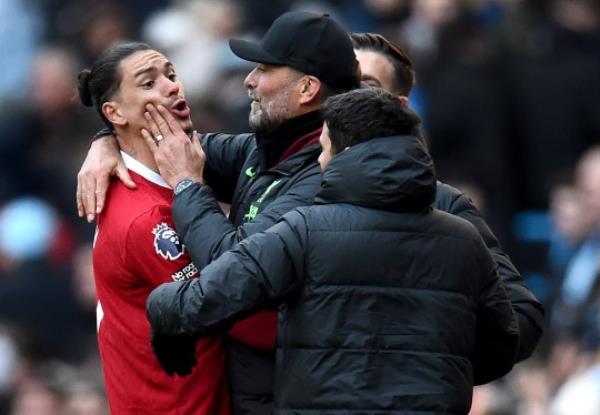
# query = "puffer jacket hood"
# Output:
<box><xmin>316</xmin><ymin>135</ymin><xmax>436</xmax><ymax>212</ymax></box>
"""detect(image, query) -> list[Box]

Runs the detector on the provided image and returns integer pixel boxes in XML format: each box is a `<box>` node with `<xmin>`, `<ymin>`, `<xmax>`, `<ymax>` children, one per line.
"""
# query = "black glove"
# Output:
<box><xmin>151</xmin><ymin>331</ymin><xmax>198</xmax><ymax>377</ymax></box>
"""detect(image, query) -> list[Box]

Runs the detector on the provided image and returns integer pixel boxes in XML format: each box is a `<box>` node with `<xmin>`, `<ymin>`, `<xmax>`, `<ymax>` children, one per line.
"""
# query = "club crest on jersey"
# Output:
<box><xmin>152</xmin><ymin>222</ymin><xmax>185</xmax><ymax>261</ymax></box>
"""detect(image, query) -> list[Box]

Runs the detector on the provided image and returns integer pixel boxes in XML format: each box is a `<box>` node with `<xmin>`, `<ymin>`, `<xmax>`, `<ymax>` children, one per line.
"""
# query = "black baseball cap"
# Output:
<box><xmin>229</xmin><ymin>11</ymin><xmax>359</xmax><ymax>91</ymax></box>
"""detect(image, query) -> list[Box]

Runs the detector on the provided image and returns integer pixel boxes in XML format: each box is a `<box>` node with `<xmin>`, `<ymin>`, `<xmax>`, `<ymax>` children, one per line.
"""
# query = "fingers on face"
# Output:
<box><xmin>146</xmin><ymin>105</ymin><xmax>172</xmax><ymax>136</ymax></box>
<box><xmin>144</xmin><ymin>111</ymin><xmax>163</xmax><ymax>139</ymax></box>
<box><xmin>156</xmin><ymin>105</ymin><xmax>181</xmax><ymax>133</ymax></box>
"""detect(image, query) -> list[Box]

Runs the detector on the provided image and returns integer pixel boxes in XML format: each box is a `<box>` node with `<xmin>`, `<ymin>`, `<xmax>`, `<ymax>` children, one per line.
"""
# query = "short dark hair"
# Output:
<box><xmin>351</xmin><ymin>33</ymin><xmax>415</xmax><ymax>96</ymax></box>
<box><xmin>321</xmin><ymin>88</ymin><xmax>422</xmax><ymax>154</ymax></box>
<box><xmin>77</xmin><ymin>41</ymin><xmax>153</xmax><ymax>127</ymax></box>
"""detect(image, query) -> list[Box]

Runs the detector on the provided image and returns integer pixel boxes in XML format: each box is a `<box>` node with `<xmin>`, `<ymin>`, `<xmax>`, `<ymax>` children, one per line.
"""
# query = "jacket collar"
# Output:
<box><xmin>316</xmin><ymin>135</ymin><xmax>436</xmax><ymax>212</ymax></box>
<box><xmin>255</xmin><ymin>110</ymin><xmax>323</xmax><ymax>170</ymax></box>
<box><xmin>268</xmin><ymin>140</ymin><xmax>321</xmax><ymax>176</ymax></box>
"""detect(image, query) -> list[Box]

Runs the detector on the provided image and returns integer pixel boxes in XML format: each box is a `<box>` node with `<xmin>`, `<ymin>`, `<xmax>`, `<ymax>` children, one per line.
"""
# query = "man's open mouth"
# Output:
<box><xmin>170</xmin><ymin>99</ymin><xmax>190</xmax><ymax>118</ymax></box>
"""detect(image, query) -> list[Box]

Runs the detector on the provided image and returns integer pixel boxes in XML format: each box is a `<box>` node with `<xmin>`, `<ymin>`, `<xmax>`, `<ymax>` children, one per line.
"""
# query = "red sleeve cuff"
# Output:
<box><xmin>227</xmin><ymin>310</ymin><xmax>278</xmax><ymax>352</ymax></box>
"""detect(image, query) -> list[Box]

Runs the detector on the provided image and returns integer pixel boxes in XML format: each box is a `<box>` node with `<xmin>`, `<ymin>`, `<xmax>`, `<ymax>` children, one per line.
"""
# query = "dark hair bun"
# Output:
<box><xmin>77</xmin><ymin>69</ymin><xmax>93</xmax><ymax>107</ymax></box>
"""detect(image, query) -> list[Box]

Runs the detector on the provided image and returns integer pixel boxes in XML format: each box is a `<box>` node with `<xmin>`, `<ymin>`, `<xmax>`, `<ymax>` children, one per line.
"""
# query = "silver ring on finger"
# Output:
<box><xmin>154</xmin><ymin>134</ymin><xmax>164</xmax><ymax>144</ymax></box>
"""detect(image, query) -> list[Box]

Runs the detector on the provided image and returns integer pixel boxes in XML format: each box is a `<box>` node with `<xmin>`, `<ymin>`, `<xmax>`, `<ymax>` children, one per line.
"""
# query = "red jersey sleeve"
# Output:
<box><xmin>124</xmin><ymin>204</ymin><xmax>199</xmax><ymax>285</ymax></box>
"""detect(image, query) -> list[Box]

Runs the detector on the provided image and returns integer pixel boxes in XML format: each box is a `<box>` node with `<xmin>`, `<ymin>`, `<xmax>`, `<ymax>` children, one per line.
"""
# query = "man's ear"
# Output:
<box><xmin>102</xmin><ymin>101</ymin><xmax>127</xmax><ymax>127</ymax></box>
<box><xmin>398</xmin><ymin>95</ymin><xmax>409</xmax><ymax>105</ymax></box>
<box><xmin>298</xmin><ymin>75</ymin><xmax>322</xmax><ymax>105</ymax></box>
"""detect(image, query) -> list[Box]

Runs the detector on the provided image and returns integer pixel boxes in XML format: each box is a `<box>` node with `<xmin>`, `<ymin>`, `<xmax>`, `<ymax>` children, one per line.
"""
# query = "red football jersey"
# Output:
<box><xmin>93</xmin><ymin>153</ymin><xmax>229</xmax><ymax>414</ymax></box>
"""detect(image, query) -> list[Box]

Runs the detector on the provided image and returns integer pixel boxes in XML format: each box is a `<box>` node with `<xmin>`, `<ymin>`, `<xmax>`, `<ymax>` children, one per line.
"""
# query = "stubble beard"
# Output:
<box><xmin>248</xmin><ymin>88</ymin><xmax>293</xmax><ymax>134</ymax></box>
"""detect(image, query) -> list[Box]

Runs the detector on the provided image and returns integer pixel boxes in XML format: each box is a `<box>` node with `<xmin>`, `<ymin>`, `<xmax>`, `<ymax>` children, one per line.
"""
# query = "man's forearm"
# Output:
<box><xmin>172</xmin><ymin>182</ymin><xmax>241</xmax><ymax>270</ymax></box>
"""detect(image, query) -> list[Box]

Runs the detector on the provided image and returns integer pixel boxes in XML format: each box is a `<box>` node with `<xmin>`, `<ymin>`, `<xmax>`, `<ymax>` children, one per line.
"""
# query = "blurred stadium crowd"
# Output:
<box><xmin>1</xmin><ymin>0</ymin><xmax>600</xmax><ymax>414</ymax></box>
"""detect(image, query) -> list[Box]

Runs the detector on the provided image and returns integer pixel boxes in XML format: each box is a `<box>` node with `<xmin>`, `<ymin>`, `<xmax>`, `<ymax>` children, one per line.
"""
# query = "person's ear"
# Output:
<box><xmin>398</xmin><ymin>95</ymin><xmax>409</xmax><ymax>105</ymax></box>
<box><xmin>102</xmin><ymin>101</ymin><xmax>127</xmax><ymax>127</ymax></box>
<box><xmin>298</xmin><ymin>75</ymin><xmax>322</xmax><ymax>105</ymax></box>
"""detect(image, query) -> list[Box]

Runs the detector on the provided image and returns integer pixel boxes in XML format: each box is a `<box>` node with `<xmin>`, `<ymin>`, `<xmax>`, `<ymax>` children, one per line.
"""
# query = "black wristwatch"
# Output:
<box><xmin>174</xmin><ymin>179</ymin><xmax>197</xmax><ymax>196</ymax></box>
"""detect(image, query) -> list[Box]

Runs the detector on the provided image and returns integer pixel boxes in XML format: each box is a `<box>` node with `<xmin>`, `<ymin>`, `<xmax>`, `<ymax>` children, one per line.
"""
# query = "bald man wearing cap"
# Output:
<box><xmin>77</xmin><ymin>11</ymin><xmax>360</xmax><ymax>414</ymax></box>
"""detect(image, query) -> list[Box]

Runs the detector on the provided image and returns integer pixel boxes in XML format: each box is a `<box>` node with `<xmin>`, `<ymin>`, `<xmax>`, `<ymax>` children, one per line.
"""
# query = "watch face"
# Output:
<box><xmin>175</xmin><ymin>179</ymin><xmax>194</xmax><ymax>195</ymax></box>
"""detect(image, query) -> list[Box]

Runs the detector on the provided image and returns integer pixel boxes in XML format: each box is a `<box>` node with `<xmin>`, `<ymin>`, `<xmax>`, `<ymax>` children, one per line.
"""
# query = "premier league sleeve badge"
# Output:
<box><xmin>152</xmin><ymin>222</ymin><xmax>185</xmax><ymax>261</ymax></box>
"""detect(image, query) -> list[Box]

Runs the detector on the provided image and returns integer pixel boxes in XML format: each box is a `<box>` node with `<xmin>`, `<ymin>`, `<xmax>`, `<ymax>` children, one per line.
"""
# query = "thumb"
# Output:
<box><xmin>115</xmin><ymin>162</ymin><xmax>137</xmax><ymax>189</ymax></box>
<box><xmin>192</xmin><ymin>131</ymin><xmax>205</xmax><ymax>156</ymax></box>
<box><xmin>192</xmin><ymin>130</ymin><xmax>204</xmax><ymax>149</ymax></box>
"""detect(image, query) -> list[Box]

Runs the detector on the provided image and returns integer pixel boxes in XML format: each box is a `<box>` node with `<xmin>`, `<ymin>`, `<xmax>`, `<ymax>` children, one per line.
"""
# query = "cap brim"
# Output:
<box><xmin>229</xmin><ymin>39</ymin><xmax>284</xmax><ymax>65</ymax></box>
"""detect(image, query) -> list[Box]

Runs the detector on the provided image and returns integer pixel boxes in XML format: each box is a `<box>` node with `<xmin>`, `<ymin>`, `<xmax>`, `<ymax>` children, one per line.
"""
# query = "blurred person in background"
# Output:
<box><xmin>403</xmin><ymin>0</ymin><xmax>513</xmax><ymax>240</ymax></box>
<box><xmin>10</xmin><ymin>378</ymin><xmax>65</xmax><ymax>415</ymax></box>
<box><xmin>71</xmin><ymin>244</ymin><xmax>97</xmax><ymax>323</ymax></box>
<box><xmin>551</xmin><ymin>147</ymin><xmax>600</xmax><ymax>341</ymax></box>
<box><xmin>77</xmin><ymin>41</ymin><xmax>229</xmax><ymax>414</ymax></box>
<box><xmin>0</xmin><ymin>45</ymin><xmax>98</xmax><ymax>220</ymax></box>
<box><xmin>499</xmin><ymin>0</ymin><xmax>600</xmax><ymax>210</ymax></box>
<box><xmin>234</xmin><ymin>0</ymin><xmax>292</xmax><ymax>33</ymax></box>
<box><xmin>544</xmin><ymin>181</ymin><xmax>588</xmax><ymax>310</ymax></box>
<box><xmin>62</xmin><ymin>243</ymin><xmax>104</xmax><ymax>368</ymax></box>
<box><xmin>550</xmin><ymin>351</ymin><xmax>600</xmax><ymax>415</ymax></box>
<box><xmin>142</xmin><ymin>0</ymin><xmax>243</xmax><ymax>102</ymax></box>
<box><xmin>10</xmin><ymin>360</ymin><xmax>107</xmax><ymax>415</ymax></box>
<box><xmin>41</xmin><ymin>0</ymin><xmax>137</xmax><ymax>59</ymax></box>
<box><xmin>504</xmin><ymin>363</ymin><xmax>551</xmax><ymax>415</ymax></box>
<box><xmin>397</xmin><ymin>0</ymin><xmax>460</xmax><ymax>72</ymax></box>
<box><xmin>62</xmin><ymin>377</ymin><xmax>108</xmax><ymax>415</ymax></box>
<box><xmin>0</xmin><ymin>0</ymin><xmax>43</xmax><ymax>103</ymax></box>
<box><xmin>81</xmin><ymin>4</ymin><xmax>133</xmax><ymax>61</ymax></box>
<box><xmin>29</xmin><ymin>47</ymin><xmax>96</xmax><ymax>185</ymax></box>
<box><xmin>548</xmin><ymin>182</ymin><xmax>588</xmax><ymax>274</ymax></box>
<box><xmin>538</xmin><ymin>146</ymin><xmax>600</xmax><ymax>414</ymax></box>
<box><xmin>0</xmin><ymin>197</ymin><xmax>86</xmax><ymax>363</ymax></box>
<box><xmin>0</xmin><ymin>327</ymin><xmax>19</xmax><ymax>413</ymax></box>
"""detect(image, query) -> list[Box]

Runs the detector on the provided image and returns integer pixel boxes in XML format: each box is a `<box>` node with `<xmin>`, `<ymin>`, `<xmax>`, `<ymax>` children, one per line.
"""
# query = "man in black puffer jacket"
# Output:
<box><xmin>147</xmin><ymin>88</ymin><xmax>520</xmax><ymax>414</ymax></box>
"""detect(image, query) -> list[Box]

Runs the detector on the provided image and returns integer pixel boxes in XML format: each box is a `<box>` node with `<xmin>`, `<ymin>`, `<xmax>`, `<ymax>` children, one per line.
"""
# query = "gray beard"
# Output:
<box><xmin>249</xmin><ymin>105</ymin><xmax>288</xmax><ymax>134</ymax></box>
<box><xmin>248</xmin><ymin>82</ymin><xmax>295</xmax><ymax>134</ymax></box>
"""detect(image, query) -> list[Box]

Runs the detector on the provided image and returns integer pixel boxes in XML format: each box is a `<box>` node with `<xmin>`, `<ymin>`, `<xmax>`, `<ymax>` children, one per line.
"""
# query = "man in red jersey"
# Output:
<box><xmin>77</xmin><ymin>41</ymin><xmax>229</xmax><ymax>414</ymax></box>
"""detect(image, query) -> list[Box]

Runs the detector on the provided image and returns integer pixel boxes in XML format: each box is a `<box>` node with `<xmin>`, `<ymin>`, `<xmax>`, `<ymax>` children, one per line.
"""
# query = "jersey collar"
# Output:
<box><xmin>121</xmin><ymin>151</ymin><xmax>170</xmax><ymax>189</ymax></box>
